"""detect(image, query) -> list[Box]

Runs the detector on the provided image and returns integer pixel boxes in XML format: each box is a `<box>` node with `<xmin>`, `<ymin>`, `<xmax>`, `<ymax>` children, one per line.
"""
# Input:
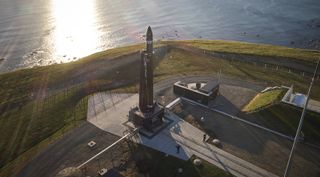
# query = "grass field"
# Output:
<box><xmin>242</xmin><ymin>88</ymin><xmax>286</xmax><ymax>112</ymax></box>
<box><xmin>167</xmin><ymin>40</ymin><xmax>320</xmax><ymax>62</ymax></box>
<box><xmin>0</xmin><ymin>86</ymin><xmax>89</xmax><ymax>177</ymax></box>
<box><xmin>154</xmin><ymin>48</ymin><xmax>246</xmax><ymax>79</ymax></box>
<box><xmin>0</xmin><ymin>40</ymin><xmax>320</xmax><ymax>176</ymax></box>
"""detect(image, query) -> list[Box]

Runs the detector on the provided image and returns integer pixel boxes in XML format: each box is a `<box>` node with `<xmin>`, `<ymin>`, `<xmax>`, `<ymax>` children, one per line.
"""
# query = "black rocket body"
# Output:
<box><xmin>139</xmin><ymin>26</ymin><xmax>154</xmax><ymax>113</ymax></box>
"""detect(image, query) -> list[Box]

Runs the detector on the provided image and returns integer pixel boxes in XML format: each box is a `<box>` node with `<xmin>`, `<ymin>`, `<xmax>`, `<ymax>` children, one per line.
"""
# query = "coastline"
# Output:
<box><xmin>1</xmin><ymin>39</ymin><xmax>320</xmax><ymax>75</ymax></box>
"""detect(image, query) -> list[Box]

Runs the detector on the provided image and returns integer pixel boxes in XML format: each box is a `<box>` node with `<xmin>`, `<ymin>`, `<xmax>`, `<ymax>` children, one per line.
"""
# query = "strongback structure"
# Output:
<box><xmin>129</xmin><ymin>26</ymin><xmax>164</xmax><ymax>132</ymax></box>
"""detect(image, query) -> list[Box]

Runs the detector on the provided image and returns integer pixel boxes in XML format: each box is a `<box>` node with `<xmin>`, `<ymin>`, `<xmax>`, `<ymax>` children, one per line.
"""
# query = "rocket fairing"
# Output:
<box><xmin>139</xmin><ymin>26</ymin><xmax>154</xmax><ymax>113</ymax></box>
<box><xmin>146</xmin><ymin>26</ymin><xmax>153</xmax><ymax>54</ymax></box>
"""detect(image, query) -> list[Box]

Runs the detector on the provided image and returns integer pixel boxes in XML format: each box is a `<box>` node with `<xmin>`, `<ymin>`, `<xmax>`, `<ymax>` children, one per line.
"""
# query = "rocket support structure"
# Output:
<box><xmin>129</xmin><ymin>26</ymin><xmax>164</xmax><ymax>132</ymax></box>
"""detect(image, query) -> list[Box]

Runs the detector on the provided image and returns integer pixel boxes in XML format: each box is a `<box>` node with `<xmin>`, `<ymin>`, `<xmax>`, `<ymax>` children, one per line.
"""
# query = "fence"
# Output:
<box><xmin>173</xmin><ymin>45</ymin><xmax>320</xmax><ymax>80</ymax></box>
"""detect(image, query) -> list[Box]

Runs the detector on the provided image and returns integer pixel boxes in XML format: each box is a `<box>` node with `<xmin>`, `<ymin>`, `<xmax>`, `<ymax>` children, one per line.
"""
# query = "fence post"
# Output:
<box><xmin>82</xmin><ymin>167</ymin><xmax>87</xmax><ymax>177</ymax></box>
<box><xmin>97</xmin><ymin>158</ymin><xmax>101</xmax><ymax>170</ymax></box>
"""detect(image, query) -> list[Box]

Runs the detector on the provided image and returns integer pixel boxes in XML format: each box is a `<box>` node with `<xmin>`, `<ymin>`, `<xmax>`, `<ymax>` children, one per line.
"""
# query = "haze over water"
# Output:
<box><xmin>0</xmin><ymin>0</ymin><xmax>319</xmax><ymax>73</ymax></box>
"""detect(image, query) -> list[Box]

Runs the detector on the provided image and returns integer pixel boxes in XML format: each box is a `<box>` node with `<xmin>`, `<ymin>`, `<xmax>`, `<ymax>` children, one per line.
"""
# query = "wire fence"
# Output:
<box><xmin>173</xmin><ymin>45</ymin><xmax>320</xmax><ymax>80</ymax></box>
<box><xmin>228</xmin><ymin>58</ymin><xmax>319</xmax><ymax>79</ymax></box>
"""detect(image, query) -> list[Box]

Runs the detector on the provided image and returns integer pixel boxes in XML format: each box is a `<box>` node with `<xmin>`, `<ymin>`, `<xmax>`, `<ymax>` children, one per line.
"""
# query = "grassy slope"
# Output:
<box><xmin>0</xmin><ymin>43</ymin><xmax>145</xmax><ymax>111</ymax></box>
<box><xmin>0</xmin><ymin>43</ymin><xmax>146</xmax><ymax>176</ymax></box>
<box><xmin>243</xmin><ymin>103</ymin><xmax>320</xmax><ymax>145</ymax></box>
<box><xmin>167</xmin><ymin>40</ymin><xmax>320</xmax><ymax>62</ymax></box>
<box><xmin>1</xmin><ymin>40</ymin><xmax>320</xmax><ymax>176</ymax></box>
<box><xmin>242</xmin><ymin>88</ymin><xmax>286</xmax><ymax>112</ymax></box>
<box><xmin>154</xmin><ymin>48</ymin><xmax>246</xmax><ymax>79</ymax></box>
<box><xmin>240</xmin><ymin>86</ymin><xmax>320</xmax><ymax>144</ymax></box>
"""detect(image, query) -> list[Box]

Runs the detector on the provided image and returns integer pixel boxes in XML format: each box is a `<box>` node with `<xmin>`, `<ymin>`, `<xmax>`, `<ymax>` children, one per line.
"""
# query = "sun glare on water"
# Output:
<box><xmin>51</xmin><ymin>0</ymin><xmax>102</xmax><ymax>62</ymax></box>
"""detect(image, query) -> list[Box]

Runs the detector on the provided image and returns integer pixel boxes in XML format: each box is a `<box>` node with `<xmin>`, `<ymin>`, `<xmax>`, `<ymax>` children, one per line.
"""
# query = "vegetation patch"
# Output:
<box><xmin>242</xmin><ymin>88</ymin><xmax>286</xmax><ymax>112</ymax></box>
<box><xmin>0</xmin><ymin>86</ymin><xmax>88</xmax><ymax>176</ymax></box>
<box><xmin>154</xmin><ymin>47</ymin><xmax>247</xmax><ymax>80</ymax></box>
<box><xmin>126</xmin><ymin>145</ymin><xmax>233</xmax><ymax>177</ymax></box>
<box><xmin>168</xmin><ymin>40</ymin><xmax>320</xmax><ymax>62</ymax></box>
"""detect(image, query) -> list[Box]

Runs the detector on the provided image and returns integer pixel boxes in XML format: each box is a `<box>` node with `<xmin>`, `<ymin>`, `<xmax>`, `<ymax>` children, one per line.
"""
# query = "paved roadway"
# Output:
<box><xmin>15</xmin><ymin>123</ymin><xmax>118</xmax><ymax>177</ymax></box>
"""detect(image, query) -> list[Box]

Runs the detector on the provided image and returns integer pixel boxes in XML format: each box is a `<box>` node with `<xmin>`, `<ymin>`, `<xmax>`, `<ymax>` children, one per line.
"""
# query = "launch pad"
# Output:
<box><xmin>128</xmin><ymin>26</ymin><xmax>164</xmax><ymax>134</ymax></box>
<box><xmin>129</xmin><ymin>103</ymin><xmax>164</xmax><ymax>132</ymax></box>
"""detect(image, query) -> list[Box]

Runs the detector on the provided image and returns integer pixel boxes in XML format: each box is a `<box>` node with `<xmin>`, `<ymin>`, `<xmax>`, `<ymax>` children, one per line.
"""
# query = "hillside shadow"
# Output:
<box><xmin>208</xmin><ymin>95</ymin><xmax>240</xmax><ymax>115</ymax></box>
<box><xmin>181</xmin><ymin>99</ymin><xmax>275</xmax><ymax>155</ymax></box>
<box><xmin>104</xmin><ymin>168</ymin><xmax>125</xmax><ymax>177</ymax></box>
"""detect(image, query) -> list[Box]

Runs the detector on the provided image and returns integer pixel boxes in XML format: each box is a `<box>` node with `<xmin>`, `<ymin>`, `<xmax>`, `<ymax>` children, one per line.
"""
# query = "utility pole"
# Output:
<box><xmin>283</xmin><ymin>59</ymin><xmax>320</xmax><ymax>177</ymax></box>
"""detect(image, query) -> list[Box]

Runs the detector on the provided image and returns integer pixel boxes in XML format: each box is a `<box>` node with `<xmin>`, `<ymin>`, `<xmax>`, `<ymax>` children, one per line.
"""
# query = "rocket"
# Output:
<box><xmin>146</xmin><ymin>26</ymin><xmax>153</xmax><ymax>55</ymax></box>
<box><xmin>139</xmin><ymin>26</ymin><xmax>154</xmax><ymax>113</ymax></box>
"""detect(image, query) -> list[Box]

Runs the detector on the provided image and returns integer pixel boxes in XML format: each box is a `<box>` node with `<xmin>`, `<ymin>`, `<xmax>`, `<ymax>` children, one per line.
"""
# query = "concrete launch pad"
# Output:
<box><xmin>87</xmin><ymin>92</ymin><xmax>278</xmax><ymax>177</ymax></box>
<box><xmin>87</xmin><ymin>93</ymin><xmax>190</xmax><ymax>160</ymax></box>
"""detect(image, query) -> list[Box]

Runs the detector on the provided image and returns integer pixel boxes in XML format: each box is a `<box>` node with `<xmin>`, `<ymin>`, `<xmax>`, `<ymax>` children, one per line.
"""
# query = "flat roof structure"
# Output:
<box><xmin>199</xmin><ymin>80</ymin><xmax>219</xmax><ymax>94</ymax></box>
<box><xmin>175</xmin><ymin>81</ymin><xmax>211</xmax><ymax>97</ymax></box>
<box><xmin>173</xmin><ymin>80</ymin><xmax>219</xmax><ymax>105</ymax></box>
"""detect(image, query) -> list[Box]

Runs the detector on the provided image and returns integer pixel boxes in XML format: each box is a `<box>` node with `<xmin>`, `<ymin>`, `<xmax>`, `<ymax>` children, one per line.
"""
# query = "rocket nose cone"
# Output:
<box><xmin>147</xmin><ymin>26</ymin><xmax>153</xmax><ymax>40</ymax></box>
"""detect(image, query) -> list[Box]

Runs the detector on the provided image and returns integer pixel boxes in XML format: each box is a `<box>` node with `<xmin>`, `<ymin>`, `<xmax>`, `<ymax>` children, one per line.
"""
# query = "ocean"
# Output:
<box><xmin>0</xmin><ymin>0</ymin><xmax>319</xmax><ymax>73</ymax></box>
